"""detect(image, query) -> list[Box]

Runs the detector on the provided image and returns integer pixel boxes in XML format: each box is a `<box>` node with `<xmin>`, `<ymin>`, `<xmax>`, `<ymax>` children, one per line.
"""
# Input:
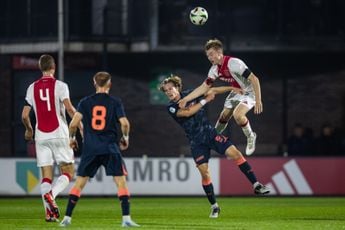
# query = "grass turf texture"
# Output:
<box><xmin>0</xmin><ymin>197</ymin><xmax>344</xmax><ymax>229</ymax></box>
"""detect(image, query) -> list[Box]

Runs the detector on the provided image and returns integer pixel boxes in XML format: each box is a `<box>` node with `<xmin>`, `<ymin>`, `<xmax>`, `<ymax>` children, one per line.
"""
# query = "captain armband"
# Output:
<box><xmin>242</xmin><ymin>68</ymin><xmax>252</xmax><ymax>79</ymax></box>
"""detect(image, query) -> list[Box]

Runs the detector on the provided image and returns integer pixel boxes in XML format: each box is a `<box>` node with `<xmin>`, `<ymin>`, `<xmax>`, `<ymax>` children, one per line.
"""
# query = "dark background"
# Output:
<box><xmin>0</xmin><ymin>0</ymin><xmax>344</xmax><ymax>158</ymax></box>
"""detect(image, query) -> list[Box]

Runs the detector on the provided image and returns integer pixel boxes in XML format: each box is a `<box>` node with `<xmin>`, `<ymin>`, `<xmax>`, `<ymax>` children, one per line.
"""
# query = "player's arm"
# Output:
<box><xmin>21</xmin><ymin>105</ymin><xmax>33</xmax><ymax>141</ymax></box>
<box><xmin>63</xmin><ymin>98</ymin><xmax>77</xmax><ymax>119</ymax></box>
<box><xmin>178</xmin><ymin>82</ymin><xmax>211</xmax><ymax>109</ymax></box>
<box><xmin>119</xmin><ymin>117</ymin><xmax>130</xmax><ymax>151</ymax></box>
<box><xmin>177</xmin><ymin>93</ymin><xmax>215</xmax><ymax>118</ymax></box>
<box><xmin>69</xmin><ymin>112</ymin><xmax>83</xmax><ymax>151</ymax></box>
<box><xmin>207</xmin><ymin>86</ymin><xmax>243</xmax><ymax>95</ymax></box>
<box><xmin>248</xmin><ymin>73</ymin><xmax>263</xmax><ymax>114</ymax></box>
<box><xmin>63</xmin><ymin>98</ymin><xmax>84</xmax><ymax>138</ymax></box>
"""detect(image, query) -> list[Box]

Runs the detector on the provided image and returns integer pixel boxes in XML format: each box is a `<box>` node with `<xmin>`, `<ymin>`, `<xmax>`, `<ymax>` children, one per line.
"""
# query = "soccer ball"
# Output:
<box><xmin>189</xmin><ymin>7</ymin><xmax>208</xmax><ymax>26</ymax></box>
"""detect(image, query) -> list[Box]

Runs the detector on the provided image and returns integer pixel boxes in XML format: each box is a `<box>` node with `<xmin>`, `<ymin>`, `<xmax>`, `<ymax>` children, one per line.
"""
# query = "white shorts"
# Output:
<box><xmin>35</xmin><ymin>138</ymin><xmax>74</xmax><ymax>167</ymax></box>
<box><xmin>224</xmin><ymin>91</ymin><xmax>256</xmax><ymax>110</ymax></box>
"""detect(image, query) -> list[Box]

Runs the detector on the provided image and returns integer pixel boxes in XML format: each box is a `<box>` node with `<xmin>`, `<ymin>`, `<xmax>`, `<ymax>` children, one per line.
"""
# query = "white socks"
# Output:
<box><xmin>241</xmin><ymin>120</ymin><xmax>254</xmax><ymax>137</ymax></box>
<box><xmin>52</xmin><ymin>174</ymin><xmax>70</xmax><ymax>199</ymax></box>
<box><xmin>122</xmin><ymin>215</ymin><xmax>132</xmax><ymax>222</ymax></box>
<box><xmin>211</xmin><ymin>203</ymin><xmax>219</xmax><ymax>209</ymax></box>
<box><xmin>40</xmin><ymin>181</ymin><xmax>52</xmax><ymax>211</ymax></box>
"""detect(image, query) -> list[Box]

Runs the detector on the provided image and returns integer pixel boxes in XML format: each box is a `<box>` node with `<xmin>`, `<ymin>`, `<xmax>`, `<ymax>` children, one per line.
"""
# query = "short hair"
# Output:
<box><xmin>159</xmin><ymin>75</ymin><xmax>182</xmax><ymax>92</ymax></box>
<box><xmin>38</xmin><ymin>54</ymin><xmax>55</xmax><ymax>72</ymax></box>
<box><xmin>93</xmin><ymin>71</ymin><xmax>112</xmax><ymax>87</ymax></box>
<box><xmin>204</xmin><ymin>38</ymin><xmax>223</xmax><ymax>52</ymax></box>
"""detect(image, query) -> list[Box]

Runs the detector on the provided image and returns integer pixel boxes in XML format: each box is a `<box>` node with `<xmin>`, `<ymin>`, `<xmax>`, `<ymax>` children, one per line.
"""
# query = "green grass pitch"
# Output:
<box><xmin>0</xmin><ymin>197</ymin><xmax>344</xmax><ymax>229</ymax></box>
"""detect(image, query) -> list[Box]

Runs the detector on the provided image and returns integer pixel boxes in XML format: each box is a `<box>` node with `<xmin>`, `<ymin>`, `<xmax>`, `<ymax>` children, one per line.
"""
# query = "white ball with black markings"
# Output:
<box><xmin>189</xmin><ymin>7</ymin><xmax>208</xmax><ymax>26</ymax></box>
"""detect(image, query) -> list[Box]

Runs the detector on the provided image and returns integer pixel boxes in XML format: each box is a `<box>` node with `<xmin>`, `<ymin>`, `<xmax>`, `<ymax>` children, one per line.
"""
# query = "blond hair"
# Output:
<box><xmin>93</xmin><ymin>71</ymin><xmax>111</xmax><ymax>87</ymax></box>
<box><xmin>204</xmin><ymin>38</ymin><xmax>223</xmax><ymax>52</ymax></box>
<box><xmin>159</xmin><ymin>75</ymin><xmax>183</xmax><ymax>92</ymax></box>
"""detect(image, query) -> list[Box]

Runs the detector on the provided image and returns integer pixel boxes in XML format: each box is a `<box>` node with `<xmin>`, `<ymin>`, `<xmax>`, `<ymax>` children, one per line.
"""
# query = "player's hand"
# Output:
<box><xmin>205</xmin><ymin>92</ymin><xmax>215</xmax><ymax>102</ymax></box>
<box><xmin>254</xmin><ymin>101</ymin><xmax>263</xmax><ymax>114</ymax></box>
<box><xmin>120</xmin><ymin>137</ymin><xmax>129</xmax><ymax>150</ymax></box>
<box><xmin>24</xmin><ymin>129</ymin><xmax>33</xmax><ymax>141</ymax></box>
<box><xmin>69</xmin><ymin>139</ymin><xmax>79</xmax><ymax>151</ymax></box>
<box><xmin>178</xmin><ymin>98</ymin><xmax>187</xmax><ymax>109</ymax></box>
<box><xmin>232</xmin><ymin>87</ymin><xmax>244</xmax><ymax>95</ymax></box>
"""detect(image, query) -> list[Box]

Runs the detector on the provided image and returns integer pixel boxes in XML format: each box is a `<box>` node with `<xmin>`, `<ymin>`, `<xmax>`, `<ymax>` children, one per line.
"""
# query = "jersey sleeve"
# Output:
<box><xmin>57</xmin><ymin>81</ymin><xmax>70</xmax><ymax>101</ymax></box>
<box><xmin>24</xmin><ymin>84</ymin><xmax>34</xmax><ymax>106</ymax></box>
<box><xmin>228</xmin><ymin>58</ymin><xmax>252</xmax><ymax>79</ymax></box>
<box><xmin>205</xmin><ymin>66</ymin><xmax>218</xmax><ymax>86</ymax></box>
<box><xmin>167</xmin><ymin>103</ymin><xmax>179</xmax><ymax>119</ymax></box>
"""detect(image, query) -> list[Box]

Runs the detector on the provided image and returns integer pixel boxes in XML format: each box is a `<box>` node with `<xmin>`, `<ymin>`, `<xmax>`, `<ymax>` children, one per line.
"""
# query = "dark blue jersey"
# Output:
<box><xmin>77</xmin><ymin>93</ymin><xmax>126</xmax><ymax>156</ymax></box>
<box><xmin>167</xmin><ymin>89</ymin><xmax>213</xmax><ymax>144</ymax></box>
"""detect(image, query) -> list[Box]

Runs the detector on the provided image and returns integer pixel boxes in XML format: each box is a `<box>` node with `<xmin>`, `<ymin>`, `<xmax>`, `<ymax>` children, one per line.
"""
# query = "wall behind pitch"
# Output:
<box><xmin>0</xmin><ymin>158</ymin><xmax>219</xmax><ymax>196</ymax></box>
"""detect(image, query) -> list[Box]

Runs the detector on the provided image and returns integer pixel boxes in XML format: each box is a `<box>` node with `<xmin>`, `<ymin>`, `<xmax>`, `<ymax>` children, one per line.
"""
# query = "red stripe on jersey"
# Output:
<box><xmin>33</xmin><ymin>77</ymin><xmax>59</xmax><ymax>132</ymax></box>
<box><xmin>218</xmin><ymin>56</ymin><xmax>241</xmax><ymax>89</ymax></box>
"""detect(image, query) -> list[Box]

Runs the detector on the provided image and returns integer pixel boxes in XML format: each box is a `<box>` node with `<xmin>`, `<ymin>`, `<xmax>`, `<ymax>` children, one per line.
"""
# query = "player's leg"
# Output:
<box><xmin>51</xmin><ymin>139</ymin><xmax>75</xmax><ymax>199</ymax></box>
<box><xmin>225</xmin><ymin>145</ymin><xmax>269</xmax><ymax>194</ymax></box>
<box><xmin>60</xmin><ymin>176</ymin><xmax>88</xmax><ymax>227</ymax></box>
<box><xmin>40</xmin><ymin>165</ymin><xmax>59</xmax><ymax>221</ymax></box>
<box><xmin>107</xmin><ymin>154</ymin><xmax>139</xmax><ymax>227</ymax></box>
<box><xmin>114</xmin><ymin>176</ymin><xmax>140</xmax><ymax>227</ymax></box>
<box><xmin>36</xmin><ymin>140</ymin><xmax>58</xmax><ymax>221</ymax></box>
<box><xmin>233</xmin><ymin>103</ymin><xmax>257</xmax><ymax>155</ymax></box>
<box><xmin>197</xmin><ymin>163</ymin><xmax>220</xmax><ymax>218</ymax></box>
<box><xmin>60</xmin><ymin>154</ymin><xmax>99</xmax><ymax>227</ymax></box>
<box><xmin>215</xmin><ymin>107</ymin><xmax>233</xmax><ymax>134</ymax></box>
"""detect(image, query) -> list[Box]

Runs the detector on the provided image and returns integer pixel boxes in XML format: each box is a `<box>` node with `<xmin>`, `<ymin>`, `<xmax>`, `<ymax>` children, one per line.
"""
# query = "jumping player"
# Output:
<box><xmin>21</xmin><ymin>54</ymin><xmax>77</xmax><ymax>222</ymax></box>
<box><xmin>59</xmin><ymin>71</ymin><xmax>139</xmax><ymax>227</ymax></box>
<box><xmin>178</xmin><ymin>38</ymin><xmax>262</xmax><ymax>156</ymax></box>
<box><xmin>159</xmin><ymin>75</ymin><xmax>269</xmax><ymax>218</ymax></box>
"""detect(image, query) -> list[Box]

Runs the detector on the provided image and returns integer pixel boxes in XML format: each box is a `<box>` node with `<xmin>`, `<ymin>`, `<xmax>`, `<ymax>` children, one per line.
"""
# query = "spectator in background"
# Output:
<box><xmin>287</xmin><ymin>123</ymin><xmax>315</xmax><ymax>156</ymax></box>
<box><xmin>316</xmin><ymin>123</ymin><xmax>341</xmax><ymax>155</ymax></box>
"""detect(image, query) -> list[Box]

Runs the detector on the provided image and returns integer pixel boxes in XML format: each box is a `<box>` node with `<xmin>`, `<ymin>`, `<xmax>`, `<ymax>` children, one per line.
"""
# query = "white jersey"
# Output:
<box><xmin>25</xmin><ymin>76</ymin><xmax>70</xmax><ymax>141</ymax></box>
<box><xmin>206</xmin><ymin>55</ymin><xmax>254</xmax><ymax>95</ymax></box>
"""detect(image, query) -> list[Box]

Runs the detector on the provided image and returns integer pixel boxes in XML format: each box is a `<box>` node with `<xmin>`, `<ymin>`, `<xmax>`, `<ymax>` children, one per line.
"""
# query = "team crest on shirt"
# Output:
<box><xmin>169</xmin><ymin>107</ymin><xmax>176</xmax><ymax>113</ymax></box>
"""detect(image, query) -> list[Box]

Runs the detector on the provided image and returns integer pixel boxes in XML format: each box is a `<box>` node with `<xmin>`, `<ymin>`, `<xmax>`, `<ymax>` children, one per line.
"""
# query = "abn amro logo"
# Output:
<box><xmin>16</xmin><ymin>161</ymin><xmax>39</xmax><ymax>193</ymax></box>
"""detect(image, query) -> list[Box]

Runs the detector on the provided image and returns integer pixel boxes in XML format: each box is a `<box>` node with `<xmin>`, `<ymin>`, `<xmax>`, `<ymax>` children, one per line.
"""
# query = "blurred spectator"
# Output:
<box><xmin>304</xmin><ymin>127</ymin><xmax>316</xmax><ymax>155</ymax></box>
<box><xmin>287</xmin><ymin>123</ymin><xmax>315</xmax><ymax>156</ymax></box>
<box><xmin>316</xmin><ymin>123</ymin><xmax>341</xmax><ymax>155</ymax></box>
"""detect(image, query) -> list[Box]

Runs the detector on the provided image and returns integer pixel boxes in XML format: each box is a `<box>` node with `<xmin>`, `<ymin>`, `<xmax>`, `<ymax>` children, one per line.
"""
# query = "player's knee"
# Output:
<box><xmin>60</xmin><ymin>163</ymin><xmax>75</xmax><ymax>179</ymax></box>
<box><xmin>233</xmin><ymin>114</ymin><xmax>246</xmax><ymax>124</ymax></box>
<box><xmin>225</xmin><ymin>145</ymin><xmax>243</xmax><ymax>159</ymax></box>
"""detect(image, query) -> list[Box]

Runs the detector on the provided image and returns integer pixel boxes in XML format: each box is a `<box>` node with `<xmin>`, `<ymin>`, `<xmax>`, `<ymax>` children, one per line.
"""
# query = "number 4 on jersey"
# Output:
<box><xmin>39</xmin><ymin>88</ymin><xmax>51</xmax><ymax>111</ymax></box>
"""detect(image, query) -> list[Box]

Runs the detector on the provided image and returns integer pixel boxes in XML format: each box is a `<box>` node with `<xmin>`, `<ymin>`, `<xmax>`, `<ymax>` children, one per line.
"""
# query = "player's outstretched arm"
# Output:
<box><xmin>207</xmin><ymin>86</ymin><xmax>244</xmax><ymax>95</ymax></box>
<box><xmin>119</xmin><ymin>117</ymin><xmax>130</xmax><ymax>151</ymax></box>
<box><xmin>177</xmin><ymin>92</ymin><xmax>215</xmax><ymax>118</ymax></box>
<box><xmin>248</xmin><ymin>73</ymin><xmax>263</xmax><ymax>114</ymax></box>
<box><xmin>178</xmin><ymin>82</ymin><xmax>210</xmax><ymax>109</ymax></box>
